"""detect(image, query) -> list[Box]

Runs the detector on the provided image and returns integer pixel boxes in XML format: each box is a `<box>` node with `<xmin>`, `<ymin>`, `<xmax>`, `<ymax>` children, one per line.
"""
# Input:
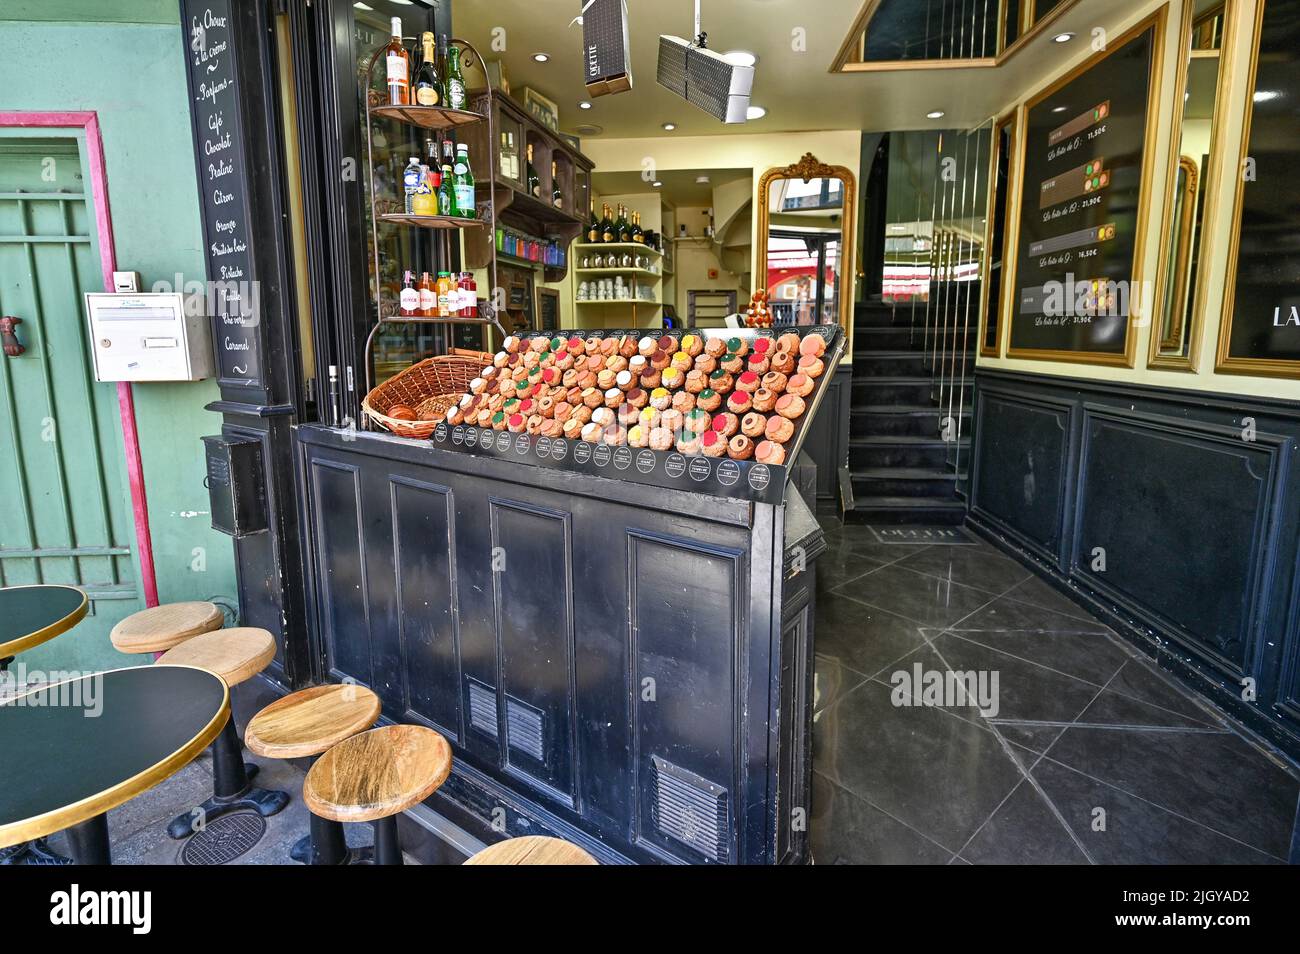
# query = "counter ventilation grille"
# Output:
<box><xmin>467</xmin><ymin>680</ymin><xmax>498</xmax><ymax>738</ymax></box>
<box><xmin>649</xmin><ymin>755</ymin><xmax>729</xmax><ymax>862</ymax></box>
<box><xmin>505</xmin><ymin>696</ymin><xmax>546</xmax><ymax>763</ymax></box>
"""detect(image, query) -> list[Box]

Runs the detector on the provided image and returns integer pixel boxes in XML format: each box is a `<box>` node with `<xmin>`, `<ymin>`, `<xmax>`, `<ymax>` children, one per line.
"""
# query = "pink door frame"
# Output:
<box><xmin>0</xmin><ymin>110</ymin><xmax>159</xmax><ymax>608</ymax></box>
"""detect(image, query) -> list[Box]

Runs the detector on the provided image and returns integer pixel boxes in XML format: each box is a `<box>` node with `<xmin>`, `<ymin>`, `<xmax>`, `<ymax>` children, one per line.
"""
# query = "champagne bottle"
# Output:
<box><xmin>587</xmin><ymin>201</ymin><xmax>600</xmax><ymax>243</ymax></box>
<box><xmin>551</xmin><ymin>161</ymin><xmax>563</xmax><ymax>209</ymax></box>
<box><xmin>413</xmin><ymin>32</ymin><xmax>441</xmax><ymax>107</ymax></box>
<box><xmin>615</xmin><ymin>205</ymin><xmax>630</xmax><ymax>243</ymax></box>
<box><xmin>384</xmin><ymin>18</ymin><xmax>410</xmax><ymax>106</ymax></box>
<box><xmin>526</xmin><ymin>144</ymin><xmax>541</xmax><ymax>199</ymax></box>
<box><xmin>601</xmin><ymin>204</ymin><xmax>615</xmax><ymax>243</ymax></box>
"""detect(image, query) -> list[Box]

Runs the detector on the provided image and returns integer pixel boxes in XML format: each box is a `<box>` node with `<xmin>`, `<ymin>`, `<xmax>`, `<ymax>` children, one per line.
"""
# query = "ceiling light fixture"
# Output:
<box><xmin>745</xmin><ymin>105</ymin><xmax>767</xmax><ymax>120</ymax></box>
<box><xmin>662</xmin><ymin>122</ymin><xmax>677</xmax><ymax>131</ymax></box>
<box><xmin>653</xmin><ymin>181</ymin><xmax>663</xmax><ymax>188</ymax></box>
<box><xmin>1053</xmin><ymin>32</ymin><xmax>1076</xmax><ymax>43</ymax></box>
<box><xmin>926</xmin><ymin>110</ymin><xmax>945</xmax><ymax>119</ymax></box>
<box><xmin>1253</xmin><ymin>89</ymin><xmax>1280</xmax><ymax>102</ymax></box>
<box><xmin>533</xmin><ymin>53</ymin><xmax>550</xmax><ymax>63</ymax></box>
<box><xmin>579</xmin><ymin>101</ymin><xmax>593</xmax><ymax>110</ymax></box>
<box><xmin>1052</xmin><ymin>105</ymin><xmax>1068</xmax><ymax>113</ymax></box>
<box><xmin>657</xmin><ymin>1</ymin><xmax>756</xmax><ymax>124</ymax></box>
<box><xmin>723</xmin><ymin>50</ymin><xmax>757</xmax><ymax>67</ymax></box>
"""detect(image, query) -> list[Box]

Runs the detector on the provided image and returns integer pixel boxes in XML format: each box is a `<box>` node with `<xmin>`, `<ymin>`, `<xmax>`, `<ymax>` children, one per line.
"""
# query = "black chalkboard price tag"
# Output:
<box><xmin>181</xmin><ymin>0</ymin><xmax>265</xmax><ymax>391</ymax></box>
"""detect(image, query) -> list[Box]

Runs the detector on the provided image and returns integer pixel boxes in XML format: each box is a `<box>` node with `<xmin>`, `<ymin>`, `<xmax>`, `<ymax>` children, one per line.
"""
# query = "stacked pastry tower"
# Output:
<box><xmin>742</xmin><ymin>290</ymin><xmax>774</xmax><ymax>328</ymax></box>
<box><xmin>443</xmin><ymin>330</ymin><xmax>829</xmax><ymax>467</ymax></box>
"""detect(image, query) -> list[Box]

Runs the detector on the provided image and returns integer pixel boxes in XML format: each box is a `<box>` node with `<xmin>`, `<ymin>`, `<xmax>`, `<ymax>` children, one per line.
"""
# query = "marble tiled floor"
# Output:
<box><xmin>810</xmin><ymin>520</ymin><xmax>1300</xmax><ymax>865</ymax></box>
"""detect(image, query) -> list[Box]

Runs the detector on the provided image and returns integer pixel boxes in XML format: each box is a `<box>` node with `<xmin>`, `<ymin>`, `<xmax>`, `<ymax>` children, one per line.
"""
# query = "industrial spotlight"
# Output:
<box><xmin>581</xmin><ymin>0</ymin><xmax>634</xmax><ymax>97</ymax></box>
<box><xmin>657</xmin><ymin>0</ymin><xmax>755</xmax><ymax>124</ymax></box>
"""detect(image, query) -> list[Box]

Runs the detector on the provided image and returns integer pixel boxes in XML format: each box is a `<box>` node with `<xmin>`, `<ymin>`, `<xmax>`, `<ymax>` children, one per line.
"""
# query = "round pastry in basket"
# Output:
<box><xmin>363</xmin><ymin>348</ymin><xmax>495</xmax><ymax>438</ymax></box>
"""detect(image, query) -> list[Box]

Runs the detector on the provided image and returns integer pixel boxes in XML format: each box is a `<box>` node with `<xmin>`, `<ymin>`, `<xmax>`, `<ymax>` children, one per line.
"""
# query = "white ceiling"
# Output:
<box><xmin>452</xmin><ymin>0</ymin><xmax>1154</xmax><ymax>139</ymax></box>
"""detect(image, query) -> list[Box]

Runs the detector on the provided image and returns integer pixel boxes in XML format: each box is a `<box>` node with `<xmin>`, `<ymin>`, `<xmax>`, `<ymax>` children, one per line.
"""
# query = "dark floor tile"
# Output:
<box><xmin>960</xmin><ymin>780</ymin><xmax>1089</xmax><ymax>864</ymax></box>
<box><xmin>813</xmin><ymin>593</ymin><xmax>931</xmax><ymax>679</ymax></box>
<box><xmin>1002</xmin><ymin>576</ymin><xmax>1097</xmax><ymax>621</ymax></box>
<box><xmin>814</xmin><ymin>653</ymin><xmax>868</xmax><ymax>713</ymax></box>
<box><xmin>1031</xmin><ymin>757</ymin><xmax>1285</xmax><ymax>864</ymax></box>
<box><xmin>931</xmin><ymin>632</ymin><xmax>1102</xmax><ymax>724</ymax></box>
<box><xmin>810</xmin><ymin>772</ymin><xmax>953</xmax><ymax>864</ymax></box>
<box><xmin>1099</xmin><ymin>659</ymin><xmax>1226</xmax><ymax>728</ymax></box>
<box><xmin>952</xmin><ymin>598</ymin><xmax>1112</xmax><ymax>635</ymax></box>
<box><xmin>814</xmin><ymin>679</ymin><xmax>1025</xmax><ymax>850</ymax></box>
<box><xmin>942</xmin><ymin>627</ymin><xmax>1131</xmax><ymax>688</ymax></box>
<box><xmin>832</xmin><ymin>564</ymin><xmax>994</xmax><ymax>629</ymax></box>
<box><xmin>816</xmin><ymin>543</ymin><xmax>893</xmax><ymax>590</ymax></box>
<box><xmin>895</xmin><ymin>545</ymin><xmax>1032</xmax><ymax>597</ymax></box>
<box><xmin>1042</xmin><ymin>725</ymin><xmax>1300</xmax><ymax>858</ymax></box>
<box><xmin>991</xmin><ymin>722</ymin><xmax>1069</xmax><ymax>757</ymax></box>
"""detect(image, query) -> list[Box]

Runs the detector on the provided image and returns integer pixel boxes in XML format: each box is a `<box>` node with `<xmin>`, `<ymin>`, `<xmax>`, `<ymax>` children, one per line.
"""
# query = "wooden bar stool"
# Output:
<box><xmin>109</xmin><ymin>601</ymin><xmax>224</xmax><ymax>655</ymax></box>
<box><xmin>303</xmin><ymin>725</ymin><xmax>451</xmax><ymax>865</ymax></box>
<box><xmin>464</xmin><ymin>835</ymin><xmax>598</xmax><ymax>866</ymax></box>
<box><xmin>155</xmin><ymin>627</ymin><xmax>290</xmax><ymax>838</ymax></box>
<box><xmin>245</xmin><ymin>684</ymin><xmax>381</xmax><ymax>865</ymax></box>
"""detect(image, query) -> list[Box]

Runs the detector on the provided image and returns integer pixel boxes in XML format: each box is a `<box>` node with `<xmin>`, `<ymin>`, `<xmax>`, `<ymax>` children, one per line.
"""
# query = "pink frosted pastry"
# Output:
<box><xmin>775</xmin><ymin>394</ymin><xmax>806</xmax><ymax>420</ymax></box>
<box><xmin>755</xmin><ymin>440</ymin><xmax>785</xmax><ymax>466</ymax></box>
<box><xmin>798</xmin><ymin>354</ymin><xmax>825</xmax><ymax>379</ymax></box>
<box><xmin>765</xmin><ymin>415</ymin><xmax>795</xmax><ymax>444</ymax></box>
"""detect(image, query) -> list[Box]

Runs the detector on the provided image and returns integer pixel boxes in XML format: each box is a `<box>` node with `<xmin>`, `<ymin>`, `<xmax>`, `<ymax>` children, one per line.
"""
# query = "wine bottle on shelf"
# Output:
<box><xmin>445</xmin><ymin>39</ymin><xmax>467</xmax><ymax>110</ymax></box>
<box><xmin>615</xmin><ymin>205</ymin><xmax>630</xmax><ymax>243</ymax></box>
<box><xmin>526</xmin><ymin>144</ymin><xmax>541</xmax><ymax>199</ymax></box>
<box><xmin>551</xmin><ymin>161</ymin><xmax>563</xmax><ymax>210</ymax></box>
<box><xmin>453</xmin><ymin>143</ymin><xmax>476</xmax><ymax>219</ymax></box>
<box><xmin>587</xmin><ymin>201</ymin><xmax>600</xmax><ymax>243</ymax></box>
<box><xmin>601</xmin><ymin>204</ymin><xmax>615</xmax><ymax>243</ymax></box>
<box><xmin>384</xmin><ymin>18</ymin><xmax>410</xmax><ymax>106</ymax></box>
<box><xmin>413</xmin><ymin>32</ymin><xmax>441</xmax><ymax>107</ymax></box>
<box><xmin>631</xmin><ymin>211</ymin><xmax>644</xmax><ymax>244</ymax></box>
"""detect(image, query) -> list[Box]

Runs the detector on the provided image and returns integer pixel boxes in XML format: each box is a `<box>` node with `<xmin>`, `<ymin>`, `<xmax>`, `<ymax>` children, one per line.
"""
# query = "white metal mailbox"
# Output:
<box><xmin>84</xmin><ymin>292</ymin><xmax>214</xmax><ymax>382</ymax></box>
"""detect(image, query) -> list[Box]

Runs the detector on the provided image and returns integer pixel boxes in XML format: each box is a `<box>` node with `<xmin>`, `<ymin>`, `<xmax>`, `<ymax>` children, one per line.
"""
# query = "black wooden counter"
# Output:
<box><xmin>294</xmin><ymin>424</ymin><xmax>823</xmax><ymax>864</ymax></box>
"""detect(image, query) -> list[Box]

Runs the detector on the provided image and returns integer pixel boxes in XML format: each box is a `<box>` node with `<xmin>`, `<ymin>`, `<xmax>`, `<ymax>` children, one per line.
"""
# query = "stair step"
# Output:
<box><xmin>849</xmin><ymin>436</ymin><xmax>970</xmax><ymax>469</ymax></box>
<box><xmin>850</xmin><ymin>406</ymin><xmax>972</xmax><ymax>438</ymax></box>
<box><xmin>851</xmin><ymin>467</ymin><xmax>963</xmax><ymax>499</ymax></box>
<box><xmin>846</xmin><ymin>495</ymin><xmax>968</xmax><ymax>526</ymax></box>
<box><xmin>852</xmin><ymin>377</ymin><xmax>972</xmax><ymax>406</ymax></box>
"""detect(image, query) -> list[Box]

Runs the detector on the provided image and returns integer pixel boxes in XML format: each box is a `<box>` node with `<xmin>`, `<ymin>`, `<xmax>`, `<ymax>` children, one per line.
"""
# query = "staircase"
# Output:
<box><xmin>846</xmin><ymin>300</ymin><xmax>973</xmax><ymax>525</ymax></box>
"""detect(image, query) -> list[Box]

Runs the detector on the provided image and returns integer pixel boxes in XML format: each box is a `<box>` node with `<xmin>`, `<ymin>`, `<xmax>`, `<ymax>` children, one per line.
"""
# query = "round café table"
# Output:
<box><xmin>0</xmin><ymin>584</ymin><xmax>88</xmax><ymax>665</ymax></box>
<box><xmin>0</xmin><ymin>665</ymin><xmax>229</xmax><ymax>864</ymax></box>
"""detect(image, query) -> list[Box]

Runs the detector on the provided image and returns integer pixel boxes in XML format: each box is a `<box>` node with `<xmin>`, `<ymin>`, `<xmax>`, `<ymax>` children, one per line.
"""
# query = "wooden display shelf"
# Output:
<box><xmin>576</xmin><ymin>299</ymin><xmax>660</xmax><ymax>306</ymax></box>
<box><xmin>370</xmin><ymin>103</ymin><xmax>486</xmax><ymax>130</ymax></box>
<box><xmin>379</xmin><ymin>213</ymin><xmax>486</xmax><ymax>230</ymax></box>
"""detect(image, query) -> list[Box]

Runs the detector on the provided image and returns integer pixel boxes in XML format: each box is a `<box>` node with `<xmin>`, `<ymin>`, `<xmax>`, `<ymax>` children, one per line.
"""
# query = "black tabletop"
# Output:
<box><xmin>0</xmin><ymin>584</ymin><xmax>88</xmax><ymax>655</ymax></box>
<box><xmin>0</xmin><ymin>665</ymin><xmax>228</xmax><ymax>844</ymax></box>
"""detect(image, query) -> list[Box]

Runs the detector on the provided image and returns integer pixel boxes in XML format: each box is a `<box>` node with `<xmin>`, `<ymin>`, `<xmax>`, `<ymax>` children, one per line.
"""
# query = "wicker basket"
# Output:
<box><xmin>363</xmin><ymin>348</ymin><xmax>493</xmax><ymax>439</ymax></box>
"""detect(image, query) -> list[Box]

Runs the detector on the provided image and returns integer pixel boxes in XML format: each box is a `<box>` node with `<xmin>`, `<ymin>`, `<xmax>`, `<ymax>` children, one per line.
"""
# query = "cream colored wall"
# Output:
<box><xmin>979</xmin><ymin>0</ymin><xmax>1297</xmax><ymax>400</ymax></box>
<box><xmin>672</xmin><ymin>205</ymin><xmax>747</xmax><ymax>321</ymax></box>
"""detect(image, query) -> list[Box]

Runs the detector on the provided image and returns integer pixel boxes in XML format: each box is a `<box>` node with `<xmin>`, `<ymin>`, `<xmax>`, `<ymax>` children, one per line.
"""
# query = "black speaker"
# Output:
<box><xmin>582</xmin><ymin>0</ymin><xmax>633</xmax><ymax>97</ymax></box>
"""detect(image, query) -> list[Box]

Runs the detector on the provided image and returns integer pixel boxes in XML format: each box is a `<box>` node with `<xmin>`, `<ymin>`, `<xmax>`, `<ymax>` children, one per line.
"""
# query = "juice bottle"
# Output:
<box><xmin>399</xmin><ymin>270</ymin><xmax>418</xmax><ymax>317</ymax></box>
<box><xmin>418</xmin><ymin>271</ymin><xmax>435</xmax><ymax>317</ymax></box>
<box><xmin>436</xmin><ymin>271</ymin><xmax>452</xmax><ymax>317</ymax></box>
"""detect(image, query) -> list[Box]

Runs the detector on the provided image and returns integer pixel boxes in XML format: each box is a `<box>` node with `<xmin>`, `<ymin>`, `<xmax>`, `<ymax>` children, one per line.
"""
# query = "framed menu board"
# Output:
<box><xmin>1216</xmin><ymin>0</ymin><xmax>1300</xmax><ymax>377</ymax></box>
<box><xmin>1008</xmin><ymin>15</ymin><xmax>1164</xmax><ymax>365</ymax></box>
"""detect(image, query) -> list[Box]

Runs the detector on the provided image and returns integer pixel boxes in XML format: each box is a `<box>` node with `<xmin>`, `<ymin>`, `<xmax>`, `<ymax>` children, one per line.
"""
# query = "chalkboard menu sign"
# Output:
<box><xmin>1218</xmin><ymin>0</ymin><xmax>1300</xmax><ymax>376</ymax></box>
<box><xmin>1009</xmin><ymin>21</ymin><xmax>1159</xmax><ymax>364</ymax></box>
<box><xmin>181</xmin><ymin>0</ymin><xmax>265</xmax><ymax>390</ymax></box>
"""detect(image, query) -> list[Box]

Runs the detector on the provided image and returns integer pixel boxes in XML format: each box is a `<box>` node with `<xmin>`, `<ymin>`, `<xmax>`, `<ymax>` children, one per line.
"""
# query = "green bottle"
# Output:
<box><xmin>438</xmin><ymin>162</ymin><xmax>456</xmax><ymax>216</ymax></box>
<box><xmin>453</xmin><ymin>143</ymin><xmax>476</xmax><ymax>219</ymax></box>
<box><xmin>445</xmin><ymin>38</ymin><xmax>467</xmax><ymax>110</ymax></box>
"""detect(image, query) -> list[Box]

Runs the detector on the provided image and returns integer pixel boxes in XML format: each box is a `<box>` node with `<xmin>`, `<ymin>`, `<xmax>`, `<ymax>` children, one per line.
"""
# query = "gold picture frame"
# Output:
<box><xmin>756</xmin><ymin>153</ymin><xmax>858</xmax><ymax>339</ymax></box>
<box><xmin>980</xmin><ymin>110</ymin><xmax>1019</xmax><ymax>358</ymax></box>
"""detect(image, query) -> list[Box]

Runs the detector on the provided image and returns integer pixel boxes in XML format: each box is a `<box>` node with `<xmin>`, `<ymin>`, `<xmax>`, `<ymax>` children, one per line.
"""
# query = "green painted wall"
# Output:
<box><xmin>0</xmin><ymin>9</ymin><xmax>239</xmax><ymax>671</ymax></box>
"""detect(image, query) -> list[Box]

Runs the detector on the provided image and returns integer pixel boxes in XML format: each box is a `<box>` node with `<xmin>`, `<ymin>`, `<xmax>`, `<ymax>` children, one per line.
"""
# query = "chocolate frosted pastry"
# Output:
<box><xmin>671</xmin><ymin>390</ymin><xmax>696</xmax><ymax>414</ymax></box>
<box><xmin>650</xmin><ymin>350</ymin><xmax>672</xmax><ymax>371</ymax></box>
<box><xmin>799</xmin><ymin>334</ymin><xmax>827</xmax><ymax>358</ymax></box>
<box><xmin>603</xmin><ymin>387</ymin><xmax>623</xmax><ymax>409</ymax></box>
<box><xmin>693</xmin><ymin>354</ymin><xmax>718</xmax><ymax>376</ymax></box>
<box><xmin>649</xmin><ymin>386</ymin><xmax>673</xmax><ymax>411</ymax></box>
<box><xmin>727</xmin><ymin>434</ymin><xmax>754</xmax><ymax>460</ymax></box>
<box><xmin>552</xmin><ymin>402</ymin><xmax>574</xmax><ymax>424</ymax></box>
<box><xmin>786</xmin><ymin>373</ymin><xmax>814</xmax><ymax>397</ymax></box>
<box><xmin>696</xmin><ymin>388</ymin><xmax>722</xmax><ymax>413</ymax></box>
<box><xmin>755</xmin><ymin>440</ymin><xmax>786</xmax><ymax>466</ymax></box>
<box><xmin>660</xmin><ymin>408</ymin><xmax>683</xmax><ymax>434</ymax></box>
<box><xmin>685</xmin><ymin>369</ymin><xmax>708</xmax><ymax>394</ymax></box>
<box><xmin>640</xmin><ymin>369</ymin><xmax>662</xmax><ymax>390</ymax></box>
<box><xmin>581</xmin><ymin>387</ymin><xmax>603</xmax><ymax>409</ymax></box>
<box><xmin>776</xmin><ymin>394</ymin><xmax>807</xmax><ymax>420</ymax></box>
<box><xmin>563</xmin><ymin>417</ymin><xmax>583</xmax><ymax>440</ymax></box>
<box><xmin>627</xmin><ymin>424</ymin><xmax>650</xmax><ymax>448</ymax></box>
<box><xmin>580</xmin><ymin>421</ymin><xmax>603</xmax><ymax>443</ymax></box>
<box><xmin>619</xmin><ymin>334</ymin><xmax>639</xmax><ymax>358</ymax></box>
<box><xmin>798</xmin><ymin>354</ymin><xmax>825</xmax><ymax>379</ymax></box>
<box><xmin>700</xmin><ymin>430</ymin><xmax>727</xmax><ymax>458</ymax></box>
<box><xmin>649</xmin><ymin>426</ymin><xmax>675</xmax><ymax>451</ymax></box>
<box><xmin>735</xmin><ymin>370</ymin><xmax>761</xmax><ymax>393</ymax></box>
<box><xmin>752</xmin><ymin>388</ymin><xmax>777</xmax><ymax>413</ymax></box>
<box><xmin>605</xmin><ymin>355</ymin><xmax>628</xmax><ymax>374</ymax></box>
<box><xmin>657</xmin><ymin>335</ymin><xmax>679</xmax><ymax>356</ymax></box>
<box><xmin>639</xmin><ymin>336</ymin><xmax>658</xmax><ymax>357</ymax></box>
<box><xmin>720</xmin><ymin>353</ymin><xmax>745</xmax><ymax>374</ymax></box>
<box><xmin>625</xmin><ymin>387</ymin><xmax>648</xmax><ymax>409</ymax></box>
<box><xmin>680</xmin><ymin>333</ymin><xmax>705</xmax><ymax>357</ymax></box>
<box><xmin>712</xmin><ymin>412</ymin><xmax>739</xmax><ymax>437</ymax></box>
<box><xmin>709</xmin><ymin>369</ymin><xmax>734</xmax><ymax>394</ymax></box>
<box><xmin>741</xmin><ymin>412</ymin><xmax>767</xmax><ymax>439</ymax></box>
<box><xmin>762</xmin><ymin>371</ymin><xmax>789</xmax><ymax>394</ymax></box>
<box><xmin>591</xmin><ymin>406</ymin><xmax>616</xmax><ymax>428</ymax></box>
<box><xmin>727</xmin><ymin>390</ymin><xmax>753</xmax><ymax>415</ymax></box>
<box><xmin>725</xmin><ymin>336</ymin><xmax>749</xmax><ymax>358</ymax></box>
<box><xmin>778</xmin><ymin>332</ymin><xmax>802</xmax><ymax>353</ymax></box>
<box><xmin>765</xmin><ymin>415</ymin><xmax>795</xmax><ymax>444</ymax></box>
<box><xmin>676</xmin><ymin>431</ymin><xmax>702</xmax><ymax>455</ymax></box>
<box><xmin>704</xmin><ymin>336</ymin><xmax>728</xmax><ymax>358</ymax></box>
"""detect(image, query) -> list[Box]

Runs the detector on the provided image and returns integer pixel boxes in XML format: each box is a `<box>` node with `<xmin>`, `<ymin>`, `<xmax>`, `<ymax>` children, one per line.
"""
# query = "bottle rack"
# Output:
<box><xmin>361</xmin><ymin>37</ymin><xmax>506</xmax><ymax>411</ymax></box>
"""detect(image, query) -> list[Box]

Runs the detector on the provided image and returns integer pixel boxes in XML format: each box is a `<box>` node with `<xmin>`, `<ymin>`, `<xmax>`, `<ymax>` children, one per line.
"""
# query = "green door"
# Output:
<box><xmin>0</xmin><ymin>133</ymin><xmax>144</xmax><ymax>672</ymax></box>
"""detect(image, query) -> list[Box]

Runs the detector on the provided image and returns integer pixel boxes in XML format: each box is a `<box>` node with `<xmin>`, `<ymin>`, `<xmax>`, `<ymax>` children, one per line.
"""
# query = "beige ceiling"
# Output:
<box><xmin>453</xmin><ymin>0</ymin><xmax>1155</xmax><ymax>139</ymax></box>
<box><xmin>593</xmin><ymin>168</ymin><xmax>752</xmax><ymax>207</ymax></box>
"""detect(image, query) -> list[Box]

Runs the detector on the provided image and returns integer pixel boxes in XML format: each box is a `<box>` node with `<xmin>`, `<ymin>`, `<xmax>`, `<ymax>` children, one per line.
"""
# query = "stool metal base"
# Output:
<box><xmin>166</xmin><ymin>716</ymin><xmax>288</xmax><ymax>839</ymax></box>
<box><xmin>0</xmin><ymin>838</ymin><xmax>73</xmax><ymax>866</ymax></box>
<box><xmin>291</xmin><ymin>827</ymin><xmax>374</xmax><ymax>866</ymax></box>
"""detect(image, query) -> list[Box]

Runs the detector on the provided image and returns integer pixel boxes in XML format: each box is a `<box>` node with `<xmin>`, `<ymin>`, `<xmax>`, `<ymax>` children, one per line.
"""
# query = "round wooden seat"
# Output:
<box><xmin>303</xmin><ymin>725</ymin><xmax>450</xmax><ymax>824</ymax></box>
<box><xmin>245</xmin><ymin>684</ymin><xmax>382</xmax><ymax>760</ymax></box>
<box><xmin>110</xmin><ymin>601</ymin><xmax>224</xmax><ymax>654</ymax></box>
<box><xmin>464</xmin><ymin>835</ymin><xmax>598</xmax><ymax>866</ymax></box>
<box><xmin>155</xmin><ymin>627</ymin><xmax>276</xmax><ymax>687</ymax></box>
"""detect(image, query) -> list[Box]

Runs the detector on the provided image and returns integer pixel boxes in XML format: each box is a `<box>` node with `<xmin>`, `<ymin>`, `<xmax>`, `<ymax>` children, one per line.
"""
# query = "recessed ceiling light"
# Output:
<box><xmin>696</xmin><ymin>175</ymin><xmax>711</xmax><ymax>184</ymax></box>
<box><xmin>926</xmin><ymin>110</ymin><xmax>945</xmax><ymax>119</ymax></box>
<box><xmin>579</xmin><ymin>101</ymin><xmax>593</xmax><ymax>110</ymax></box>
<box><xmin>745</xmin><ymin>105</ymin><xmax>767</xmax><ymax>120</ymax></box>
<box><xmin>575</xmin><ymin>123</ymin><xmax>604</xmax><ymax>136</ymax></box>
<box><xmin>1253</xmin><ymin>89</ymin><xmax>1280</xmax><ymax>102</ymax></box>
<box><xmin>1051</xmin><ymin>106</ymin><xmax>1067</xmax><ymax>113</ymax></box>
<box><xmin>533</xmin><ymin>53</ymin><xmax>550</xmax><ymax>62</ymax></box>
<box><xmin>662</xmin><ymin>122</ymin><xmax>677</xmax><ymax>131</ymax></box>
<box><xmin>1053</xmin><ymin>32</ymin><xmax>1075</xmax><ymax>43</ymax></box>
<box><xmin>653</xmin><ymin>181</ymin><xmax>663</xmax><ymax>188</ymax></box>
<box><xmin>723</xmin><ymin>50</ymin><xmax>757</xmax><ymax>67</ymax></box>
<box><xmin>353</xmin><ymin>1</ymin><xmax>372</xmax><ymax>8</ymax></box>
<box><xmin>390</xmin><ymin>0</ymin><xmax>413</xmax><ymax>4</ymax></box>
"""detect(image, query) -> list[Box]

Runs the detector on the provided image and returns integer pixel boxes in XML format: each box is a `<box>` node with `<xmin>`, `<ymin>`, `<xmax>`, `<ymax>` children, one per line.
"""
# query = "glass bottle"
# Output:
<box><xmin>399</xmin><ymin>270</ymin><xmax>419</xmax><ymax>317</ymax></box>
<box><xmin>526</xmin><ymin>144</ymin><xmax>541</xmax><ymax>199</ymax></box>
<box><xmin>631</xmin><ymin>211</ymin><xmax>645</xmax><ymax>244</ymax></box>
<box><xmin>384</xmin><ymin>17</ymin><xmax>410</xmax><ymax>107</ymax></box>
<box><xmin>601</xmin><ymin>204</ymin><xmax>615</xmax><ymax>243</ymax></box>
<box><xmin>615</xmin><ymin>204</ymin><xmax>630</xmax><ymax>243</ymax></box>
<box><xmin>551</xmin><ymin>161</ymin><xmax>564</xmax><ymax>209</ymax></box>
<box><xmin>453</xmin><ymin>143</ymin><xmax>476</xmax><ymax>219</ymax></box>
<box><xmin>445</xmin><ymin>40</ymin><xmax>467</xmax><ymax>110</ymax></box>
<box><xmin>413</xmin><ymin>32</ymin><xmax>441</xmax><ymax>107</ymax></box>
<box><xmin>418</xmin><ymin>271</ymin><xmax>435</xmax><ymax>317</ymax></box>
<box><xmin>587</xmin><ymin>201</ymin><xmax>600</xmax><ymax>243</ymax></box>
